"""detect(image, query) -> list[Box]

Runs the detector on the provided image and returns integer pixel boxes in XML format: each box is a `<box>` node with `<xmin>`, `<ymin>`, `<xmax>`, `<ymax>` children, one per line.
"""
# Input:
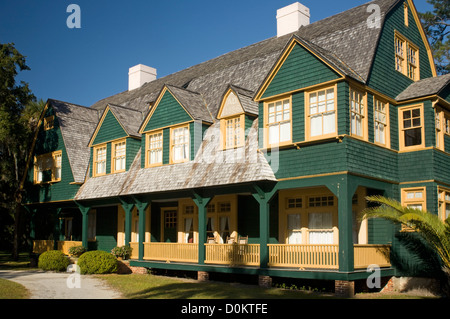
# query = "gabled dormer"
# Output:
<box><xmin>139</xmin><ymin>85</ymin><xmax>213</xmax><ymax>167</ymax></box>
<box><xmin>217</xmin><ymin>85</ymin><xmax>258</xmax><ymax>149</ymax></box>
<box><xmin>88</xmin><ymin>104</ymin><xmax>142</xmax><ymax>177</ymax></box>
<box><xmin>367</xmin><ymin>0</ymin><xmax>437</xmax><ymax>98</ymax></box>
<box><xmin>23</xmin><ymin>99</ymin><xmax>98</xmax><ymax>204</ymax></box>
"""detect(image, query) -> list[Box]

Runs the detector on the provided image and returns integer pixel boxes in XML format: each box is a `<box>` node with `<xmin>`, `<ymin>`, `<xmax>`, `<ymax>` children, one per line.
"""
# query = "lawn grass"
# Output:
<box><xmin>0</xmin><ymin>278</ymin><xmax>30</xmax><ymax>299</ymax></box>
<box><xmin>0</xmin><ymin>251</ymin><xmax>34</xmax><ymax>270</ymax></box>
<box><xmin>98</xmin><ymin>273</ymin><xmax>337</xmax><ymax>299</ymax></box>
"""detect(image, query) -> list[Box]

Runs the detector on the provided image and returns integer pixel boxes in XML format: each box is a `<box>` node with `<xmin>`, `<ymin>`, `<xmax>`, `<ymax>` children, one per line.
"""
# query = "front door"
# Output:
<box><xmin>162</xmin><ymin>208</ymin><xmax>177</xmax><ymax>242</ymax></box>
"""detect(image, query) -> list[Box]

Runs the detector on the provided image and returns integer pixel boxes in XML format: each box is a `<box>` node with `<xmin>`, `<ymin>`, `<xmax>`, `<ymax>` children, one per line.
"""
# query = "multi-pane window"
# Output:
<box><xmin>350</xmin><ymin>88</ymin><xmax>365</xmax><ymax>137</ymax></box>
<box><xmin>307</xmin><ymin>87</ymin><xmax>336</xmax><ymax>139</ymax></box>
<box><xmin>171</xmin><ymin>125</ymin><xmax>189</xmax><ymax>163</ymax></box>
<box><xmin>147</xmin><ymin>131</ymin><xmax>163</xmax><ymax>166</ymax></box>
<box><xmin>407</xmin><ymin>45</ymin><xmax>418</xmax><ymax>80</ymax></box>
<box><xmin>438</xmin><ymin>189</ymin><xmax>450</xmax><ymax>222</ymax></box>
<box><xmin>395</xmin><ymin>32</ymin><xmax>419</xmax><ymax>81</ymax></box>
<box><xmin>402</xmin><ymin>187</ymin><xmax>426</xmax><ymax>231</ymax></box>
<box><xmin>308</xmin><ymin>196</ymin><xmax>334</xmax><ymax>207</ymax></box>
<box><xmin>267</xmin><ymin>98</ymin><xmax>291</xmax><ymax>146</ymax></box>
<box><xmin>395</xmin><ymin>35</ymin><xmax>405</xmax><ymax>73</ymax></box>
<box><xmin>400</xmin><ymin>106</ymin><xmax>423</xmax><ymax>148</ymax></box>
<box><xmin>43</xmin><ymin>116</ymin><xmax>55</xmax><ymax>131</ymax></box>
<box><xmin>225</xmin><ymin>116</ymin><xmax>242</xmax><ymax>148</ymax></box>
<box><xmin>374</xmin><ymin>99</ymin><xmax>388</xmax><ymax>145</ymax></box>
<box><xmin>435</xmin><ymin>108</ymin><xmax>443</xmax><ymax>149</ymax></box>
<box><xmin>286</xmin><ymin>197</ymin><xmax>302</xmax><ymax>209</ymax></box>
<box><xmin>94</xmin><ymin>145</ymin><xmax>106</xmax><ymax>176</ymax></box>
<box><xmin>444</xmin><ymin>114</ymin><xmax>450</xmax><ymax>135</ymax></box>
<box><xmin>34</xmin><ymin>151</ymin><xmax>62</xmax><ymax>183</ymax></box>
<box><xmin>112</xmin><ymin>140</ymin><xmax>126</xmax><ymax>172</ymax></box>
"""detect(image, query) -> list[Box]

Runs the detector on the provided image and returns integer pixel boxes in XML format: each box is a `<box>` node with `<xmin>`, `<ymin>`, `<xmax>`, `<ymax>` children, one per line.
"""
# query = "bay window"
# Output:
<box><xmin>399</xmin><ymin>105</ymin><xmax>424</xmax><ymax>150</ymax></box>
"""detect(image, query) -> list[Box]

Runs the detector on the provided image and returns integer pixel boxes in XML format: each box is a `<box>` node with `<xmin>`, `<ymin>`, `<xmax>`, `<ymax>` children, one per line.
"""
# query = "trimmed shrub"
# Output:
<box><xmin>38</xmin><ymin>250</ymin><xmax>70</xmax><ymax>272</ymax></box>
<box><xmin>68</xmin><ymin>245</ymin><xmax>86</xmax><ymax>257</ymax></box>
<box><xmin>77</xmin><ymin>250</ymin><xmax>118</xmax><ymax>274</ymax></box>
<box><xmin>111</xmin><ymin>245</ymin><xmax>132</xmax><ymax>259</ymax></box>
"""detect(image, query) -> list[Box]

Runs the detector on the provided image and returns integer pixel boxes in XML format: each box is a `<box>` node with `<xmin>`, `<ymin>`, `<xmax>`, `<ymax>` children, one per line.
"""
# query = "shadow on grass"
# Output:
<box><xmin>0</xmin><ymin>251</ymin><xmax>32</xmax><ymax>270</ymax></box>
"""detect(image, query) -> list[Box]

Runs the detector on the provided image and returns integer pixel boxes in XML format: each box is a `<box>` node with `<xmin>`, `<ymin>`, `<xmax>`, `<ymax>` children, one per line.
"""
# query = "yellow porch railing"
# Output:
<box><xmin>268</xmin><ymin>244</ymin><xmax>339</xmax><ymax>269</ymax></box>
<box><xmin>205</xmin><ymin>244</ymin><xmax>260</xmax><ymax>266</ymax></box>
<box><xmin>32</xmin><ymin>240</ymin><xmax>83</xmax><ymax>255</ymax></box>
<box><xmin>129</xmin><ymin>242</ymin><xmax>139</xmax><ymax>259</ymax></box>
<box><xmin>141</xmin><ymin>242</ymin><xmax>198</xmax><ymax>263</ymax></box>
<box><xmin>354</xmin><ymin>244</ymin><xmax>391</xmax><ymax>269</ymax></box>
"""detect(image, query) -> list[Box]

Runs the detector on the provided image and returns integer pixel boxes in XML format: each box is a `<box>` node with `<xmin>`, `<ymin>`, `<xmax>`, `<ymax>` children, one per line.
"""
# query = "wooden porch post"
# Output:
<box><xmin>134</xmin><ymin>197</ymin><xmax>149</xmax><ymax>260</ymax></box>
<box><xmin>192</xmin><ymin>191</ymin><xmax>211</xmax><ymax>265</ymax></box>
<box><xmin>252</xmin><ymin>184</ymin><xmax>277</xmax><ymax>269</ymax></box>
<box><xmin>75</xmin><ymin>202</ymin><xmax>90</xmax><ymax>249</ymax></box>
<box><xmin>119</xmin><ymin>198</ymin><xmax>134</xmax><ymax>247</ymax></box>
<box><xmin>53</xmin><ymin>208</ymin><xmax>62</xmax><ymax>250</ymax></box>
<box><xmin>336</xmin><ymin>175</ymin><xmax>358</xmax><ymax>273</ymax></box>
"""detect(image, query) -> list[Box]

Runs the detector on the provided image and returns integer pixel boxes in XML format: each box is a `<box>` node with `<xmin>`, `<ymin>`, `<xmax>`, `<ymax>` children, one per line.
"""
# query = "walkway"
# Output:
<box><xmin>0</xmin><ymin>270</ymin><xmax>122</xmax><ymax>299</ymax></box>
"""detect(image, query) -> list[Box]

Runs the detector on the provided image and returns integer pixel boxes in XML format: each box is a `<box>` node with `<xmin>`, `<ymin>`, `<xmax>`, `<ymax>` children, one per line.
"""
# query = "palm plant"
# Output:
<box><xmin>361</xmin><ymin>195</ymin><xmax>450</xmax><ymax>297</ymax></box>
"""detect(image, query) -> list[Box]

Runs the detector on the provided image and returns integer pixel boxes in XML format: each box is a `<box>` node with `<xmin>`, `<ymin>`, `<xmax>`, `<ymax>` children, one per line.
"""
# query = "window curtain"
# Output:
<box><xmin>219</xmin><ymin>216</ymin><xmax>230</xmax><ymax>244</ymax></box>
<box><xmin>287</xmin><ymin>214</ymin><xmax>301</xmax><ymax>244</ymax></box>
<box><xmin>308</xmin><ymin>212</ymin><xmax>333</xmax><ymax>244</ymax></box>
<box><xmin>184</xmin><ymin>218</ymin><xmax>193</xmax><ymax>243</ymax></box>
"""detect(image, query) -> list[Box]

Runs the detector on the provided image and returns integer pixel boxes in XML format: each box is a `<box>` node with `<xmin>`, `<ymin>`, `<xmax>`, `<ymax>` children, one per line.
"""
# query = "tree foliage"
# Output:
<box><xmin>0</xmin><ymin>43</ymin><xmax>42</xmax><ymax>256</ymax></box>
<box><xmin>420</xmin><ymin>0</ymin><xmax>450</xmax><ymax>74</ymax></box>
<box><xmin>362</xmin><ymin>195</ymin><xmax>450</xmax><ymax>297</ymax></box>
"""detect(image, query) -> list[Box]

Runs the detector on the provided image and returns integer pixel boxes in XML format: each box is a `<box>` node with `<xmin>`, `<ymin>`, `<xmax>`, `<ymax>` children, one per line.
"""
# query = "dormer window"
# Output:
<box><xmin>224</xmin><ymin>115</ymin><xmax>243</xmax><ymax>149</ymax></box>
<box><xmin>43</xmin><ymin>116</ymin><xmax>55</xmax><ymax>130</ymax></box>
<box><xmin>34</xmin><ymin>150</ymin><xmax>62</xmax><ymax>183</ymax></box>
<box><xmin>266</xmin><ymin>98</ymin><xmax>291</xmax><ymax>146</ymax></box>
<box><xmin>218</xmin><ymin>89</ymin><xmax>247</xmax><ymax>150</ymax></box>
<box><xmin>170</xmin><ymin>125</ymin><xmax>190</xmax><ymax>163</ymax></box>
<box><xmin>93</xmin><ymin>145</ymin><xmax>107</xmax><ymax>176</ymax></box>
<box><xmin>112</xmin><ymin>139</ymin><xmax>126</xmax><ymax>173</ymax></box>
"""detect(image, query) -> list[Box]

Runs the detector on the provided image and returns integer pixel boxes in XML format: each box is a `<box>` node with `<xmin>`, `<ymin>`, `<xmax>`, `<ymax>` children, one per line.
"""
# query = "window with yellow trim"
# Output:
<box><xmin>350</xmin><ymin>88</ymin><xmax>366</xmax><ymax>139</ymax></box>
<box><xmin>170</xmin><ymin>125</ymin><xmax>190</xmax><ymax>163</ymax></box>
<box><xmin>374</xmin><ymin>98</ymin><xmax>389</xmax><ymax>147</ymax></box>
<box><xmin>399</xmin><ymin>105</ymin><xmax>424</xmax><ymax>150</ymax></box>
<box><xmin>93</xmin><ymin>145</ymin><xmax>107</xmax><ymax>176</ymax></box>
<box><xmin>305</xmin><ymin>86</ymin><xmax>336</xmax><ymax>140</ymax></box>
<box><xmin>265</xmin><ymin>97</ymin><xmax>291</xmax><ymax>146</ymax></box>
<box><xmin>444</xmin><ymin>112</ymin><xmax>450</xmax><ymax>135</ymax></box>
<box><xmin>435</xmin><ymin>107</ymin><xmax>444</xmax><ymax>150</ymax></box>
<box><xmin>34</xmin><ymin>150</ymin><xmax>62</xmax><ymax>183</ymax></box>
<box><xmin>146</xmin><ymin>131</ymin><xmax>163</xmax><ymax>167</ymax></box>
<box><xmin>112</xmin><ymin>140</ymin><xmax>126</xmax><ymax>173</ymax></box>
<box><xmin>438</xmin><ymin>188</ymin><xmax>450</xmax><ymax>222</ymax></box>
<box><xmin>224</xmin><ymin>115</ymin><xmax>243</xmax><ymax>149</ymax></box>
<box><xmin>395</xmin><ymin>32</ymin><xmax>419</xmax><ymax>81</ymax></box>
<box><xmin>43</xmin><ymin>116</ymin><xmax>55</xmax><ymax>131</ymax></box>
<box><xmin>401</xmin><ymin>187</ymin><xmax>426</xmax><ymax>231</ymax></box>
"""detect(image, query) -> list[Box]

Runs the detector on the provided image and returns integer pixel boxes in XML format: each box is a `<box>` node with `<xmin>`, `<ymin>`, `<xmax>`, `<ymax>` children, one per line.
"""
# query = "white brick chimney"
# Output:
<box><xmin>276</xmin><ymin>2</ymin><xmax>310</xmax><ymax>37</ymax></box>
<box><xmin>128</xmin><ymin>64</ymin><xmax>157</xmax><ymax>91</ymax></box>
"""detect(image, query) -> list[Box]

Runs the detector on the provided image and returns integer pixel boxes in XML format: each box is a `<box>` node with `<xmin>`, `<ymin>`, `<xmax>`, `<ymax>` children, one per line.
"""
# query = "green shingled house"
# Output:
<box><xmin>23</xmin><ymin>0</ymin><xmax>450</xmax><ymax>295</ymax></box>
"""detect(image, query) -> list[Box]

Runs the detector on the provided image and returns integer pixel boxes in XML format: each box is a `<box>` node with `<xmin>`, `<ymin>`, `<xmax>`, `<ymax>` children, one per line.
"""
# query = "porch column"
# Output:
<box><xmin>53</xmin><ymin>208</ymin><xmax>62</xmax><ymax>250</ymax></box>
<box><xmin>192</xmin><ymin>191</ymin><xmax>211</xmax><ymax>265</ymax></box>
<box><xmin>119</xmin><ymin>198</ymin><xmax>134</xmax><ymax>246</ymax></box>
<box><xmin>134</xmin><ymin>198</ymin><xmax>149</xmax><ymax>260</ymax></box>
<box><xmin>336</xmin><ymin>175</ymin><xmax>358</xmax><ymax>273</ymax></box>
<box><xmin>76</xmin><ymin>202</ymin><xmax>90</xmax><ymax>249</ymax></box>
<box><xmin>252</xmin><ymin>184</ymin><xmax>277</xmax><ymax>269</ymax></box>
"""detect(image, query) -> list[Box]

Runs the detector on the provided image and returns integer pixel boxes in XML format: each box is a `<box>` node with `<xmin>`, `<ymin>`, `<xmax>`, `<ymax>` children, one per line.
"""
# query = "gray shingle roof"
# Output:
<box><xmin>396</xmin><ymin>74</ymin><xmax>450</xmax><ymax>101</ymax></box>
<box><xmin>48</xmin><ymin>99</ymin><xmax>99</xmax><ymax>183</ymax></box>
<box><xmin>165</xmin><ymin>85</ymin><xmax>214</xmax><ymax>123</ymax></box>
<box><xmin>89</xmin><ymin>0</ymin><xmax>400</xmax><ymax>116</ymax></box>
<box><xmin>107</xmin><ymin>104</ymin><xmax>143</xmax><ymax>138</ymax></box>
<box><xmin>75</xmin><ymin>119</ymin><xmax>276</xmax><ymax>200</ymax></box>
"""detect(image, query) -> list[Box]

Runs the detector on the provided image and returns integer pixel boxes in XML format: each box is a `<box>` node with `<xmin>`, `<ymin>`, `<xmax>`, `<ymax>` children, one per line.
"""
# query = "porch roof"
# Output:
<box><xmin>74</xmin><ymin>119</ymin><xmax>276</xmax><ymax>201</ymax></box>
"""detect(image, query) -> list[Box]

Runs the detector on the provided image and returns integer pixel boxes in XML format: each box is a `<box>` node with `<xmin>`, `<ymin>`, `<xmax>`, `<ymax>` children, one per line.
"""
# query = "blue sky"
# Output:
<box><xmin>0</xmin><ymin>0</ymin><xmax>433</xmax><ymax>107</ymax></box>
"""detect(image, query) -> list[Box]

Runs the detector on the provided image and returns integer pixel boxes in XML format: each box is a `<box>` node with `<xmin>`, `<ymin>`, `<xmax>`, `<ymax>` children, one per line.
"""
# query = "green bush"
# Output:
<box><xmin>77</xmin><ymin>250</ymin><xmax>118</xmax><ymax>274</ymax></box>
<box><xmin>111</xmin><ymin>245</ymin><xmax>132</xmax><ymax>259</ymax></box>
<box><xmin>68</xmin><ymin>245</ymin><xmax>86</xmax><ymax>257</ymax></box>
<box><xmin>38</xmin><ymin>250</ymin><xmax>70</xmax><ymax>272</ymax></box>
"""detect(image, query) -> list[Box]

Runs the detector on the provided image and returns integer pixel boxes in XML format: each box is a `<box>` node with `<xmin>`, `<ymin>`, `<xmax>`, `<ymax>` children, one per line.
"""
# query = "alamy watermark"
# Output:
<box><xmin>66</xmin><ymin>4</ymin><xmax>81</xmax><ymax>29</ymax></box>
<box><xmin>66</xmin><ymin>264</ymin><xmax>81</xmax><ymax>288</ymax></box>
<box><xmin>366</xmin><ymin>264</ymin><xmax>381</xmax><ymax>289</ymax></box>
<box><xmin>367</xmin><ymin>4</ymin><xmax>381</xmax><ymax>29</ymax></box>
